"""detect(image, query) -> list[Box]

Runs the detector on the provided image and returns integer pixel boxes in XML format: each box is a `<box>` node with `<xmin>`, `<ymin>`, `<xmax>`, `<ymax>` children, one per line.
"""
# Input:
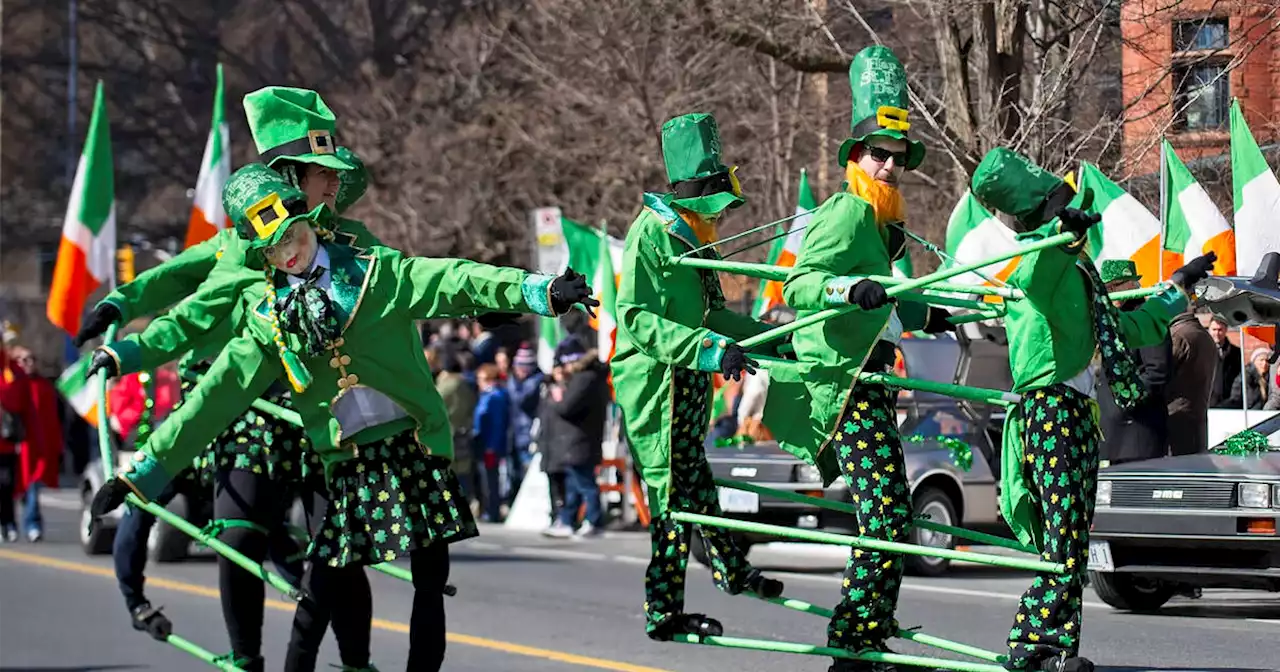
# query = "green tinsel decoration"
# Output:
<box><xmin>713</xmin><ymin>435</ymin><xmax>752</xmax><ymax>450</ymax></box>
<box><xmin>1213</xmin><ymin>429</ymin><xmax>1272</xmax><ymax>456</ymax></box>
<box><xmin>135</xmin><ymin>370</ymin><xmax>155</xmax><ymax>447</ymax></box>
<box><xmin>906</xmin><ymin>434</ymin><xmax>974</xmax><ymax>472</ymax></box>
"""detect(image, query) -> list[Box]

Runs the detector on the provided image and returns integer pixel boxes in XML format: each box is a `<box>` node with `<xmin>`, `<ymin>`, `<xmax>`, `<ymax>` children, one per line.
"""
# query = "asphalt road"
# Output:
<box><xmin>1</xmin><ymin>490</ymin><xmax>1278</xmax><ymax>672</ymax></box>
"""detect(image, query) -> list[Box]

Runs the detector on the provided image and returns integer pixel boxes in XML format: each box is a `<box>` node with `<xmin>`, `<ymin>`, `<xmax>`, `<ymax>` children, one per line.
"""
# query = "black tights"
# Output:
<box><xmin>409</xmin><ymin>542</ymin><xmax>452</xmax><ymax>672</ymax></box>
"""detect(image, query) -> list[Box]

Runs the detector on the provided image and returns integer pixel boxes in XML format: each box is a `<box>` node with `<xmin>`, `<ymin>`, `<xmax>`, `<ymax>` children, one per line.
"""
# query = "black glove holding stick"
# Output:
<box><xmin>74</xmin><ymin>303</ymin><xmax>122</xmax><ymax>347</ymax></box>
<box><xmin>720</xmin><ymin>344</ymin><xmax>757</xmax><ymax>382</ymax></box>
<box><xmin>1170</xmin><ymin>252</ymin><xmax>1217</xmax><ymax>293</ymax></box>
<box><xmin>550</xmin><ymin>268</ymin><xmax>600</xmax><ymax>317</ymax></box>
<box><xmin>848</xmin><ymin>280</ymin><xmax>891</xmax><ymax>311</ymax></box>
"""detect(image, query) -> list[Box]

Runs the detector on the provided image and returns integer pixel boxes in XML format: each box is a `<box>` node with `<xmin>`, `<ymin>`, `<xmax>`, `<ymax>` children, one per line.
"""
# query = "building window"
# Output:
<box><xmin>1171</xmin><ymin>18</ymin><xmax>1230</xmax><ymax>132</ymax></box>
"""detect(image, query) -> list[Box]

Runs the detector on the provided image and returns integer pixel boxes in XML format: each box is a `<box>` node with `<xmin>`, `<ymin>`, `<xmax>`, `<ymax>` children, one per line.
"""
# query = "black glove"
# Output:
<box><xmin>73</xmin><ymin>302</ymin><xmax>122</xmax><ymax>347</ymax></box>
<box><xmin>923</xmin><ymin>308</ymin><xmax>956</xmax><ymax>334</ymax></box>
<box><xmin>85</xmin><ymin>348</ymin><xmax>120</xmax><ymax>381</ymax></box>
<box><xmin>476</xmin><ymin>312</ymin><xmax>522</xmax><ymax>330</ymax></box>
<box><xmin>549</xmin><ymin>268</ymin><xmax>600</xmax><ymax>316</ymax></box>
<box><xmin>848</xmin><ymin>280</ymin><xmax>890</xmax><ymax>311</ymax></box>
<box><xmin>720</xmin><ymin>344</ymin><xmax>757</xmax><ymax>382</ymax></box>
<box><xmin>1056</xmin><ymin>207</ymin><xmax>1101</xmax><ymax>240</ymax></box>
<box><xmin>1171</xmin><ymin>251</ymin><xmax>1218</xmax><ymax>291</ymax></box>
<box><xmin>87</xmin><ymin>476</ymin><xmax>132</xmax><ymax>536</ymax></box>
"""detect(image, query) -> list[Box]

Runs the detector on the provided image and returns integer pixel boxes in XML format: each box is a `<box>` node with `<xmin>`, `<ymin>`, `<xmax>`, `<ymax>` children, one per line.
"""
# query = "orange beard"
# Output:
<box><xmin>679</xmin><ymin>211</ymin><xmax>719</xmax><ymax>245</ymax></box>
<box><xmin>846</xmin><ymin>161</ymin><xmax>906</xmax><ymax>227</ymax></box>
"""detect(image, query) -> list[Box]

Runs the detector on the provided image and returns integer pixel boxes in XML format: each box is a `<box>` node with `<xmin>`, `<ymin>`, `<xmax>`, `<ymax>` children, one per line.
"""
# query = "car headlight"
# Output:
<box><xmin>1096</xmin><ymin>481</ymin><xmax>1111</xmax><ymax>506</ymax></box>
<box><xmin>1238</xmin><ymin>483</ymin><xmax>1271</xmax><ymax>509</ymax></box>
<box><xmin>1272</xmin><ymin>484</ymin><xmax>1280</xmax><ymax>510</ymax></box>
<box><xmin>795</xmin><ymin>464</ymin><xmax>823</xmax><ymax>484</ymax></box>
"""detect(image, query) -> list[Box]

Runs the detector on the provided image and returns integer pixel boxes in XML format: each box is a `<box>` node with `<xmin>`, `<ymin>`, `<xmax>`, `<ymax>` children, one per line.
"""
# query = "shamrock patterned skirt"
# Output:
<box><xmin>308</xmin><ymin>429</ymin><xmax>478</xmax><ymax>568</ymax></box>
<box><xmin>193</xmin><ymin>385</ymin><xmax>322</xmax><ymax>494</ymax></box>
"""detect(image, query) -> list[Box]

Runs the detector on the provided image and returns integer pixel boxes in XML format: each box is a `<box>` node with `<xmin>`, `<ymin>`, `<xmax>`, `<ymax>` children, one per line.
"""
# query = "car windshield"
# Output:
<box><xmin>1220</xmin><ymin>412</ymin><xmax>1280</xmax><ymax>451</ymax></box>
<box><xmin>900</xmin><ymin>407</ymin><xmax>971</xmax><ymax>453</ymax></box>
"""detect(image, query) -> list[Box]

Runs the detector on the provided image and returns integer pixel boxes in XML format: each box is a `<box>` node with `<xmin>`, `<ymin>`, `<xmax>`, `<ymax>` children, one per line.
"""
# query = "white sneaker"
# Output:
<box><xmin>26</xmin><ymin>529</ymin><xmax>42</xmax><ymax>543</ymax></box>
<box><xmin>1</xmin><ymin>528</ymin><xmax>17</xmax><ymax>543</ymax></box>
<box><xmin>541</xmin><ymin>522</ymin><xmax>574</xmax><ymax>539</ymax></box>
<box><xmin>574</xmin><ymin>521</ymin><xmax>603</xmax><ymax>539</ymax></box>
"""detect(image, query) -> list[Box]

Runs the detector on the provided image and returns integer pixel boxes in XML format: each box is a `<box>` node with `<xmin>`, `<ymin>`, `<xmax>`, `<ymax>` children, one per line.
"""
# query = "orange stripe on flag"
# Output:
<box><xmin>1203</xmin><ymin>229</ymin><xmax>1237</xmax><ymax>276</ymax></box>
<box><xmin>1160</xmin><ymin>251</ymin><xmax>1185</xmax><ymax>282</ymax></box>
<box><xmin>184</xmin><ymin>207</ymin><xmax>223</xmax><ymax>249</ymax></box>
<box><xmin>46</xmin><ymin>239</ymin><xmax>100</xmax><ymax>336</ymax></box>
<box><xmin>1129</xmin><ymin>236</ymin><xmax>1164</xmax><ymax>288</ymax></box>
<box><xmin>980</xmin><ymin>257</ymin><xmax>1021</xmax><ymax>304</ymax></box>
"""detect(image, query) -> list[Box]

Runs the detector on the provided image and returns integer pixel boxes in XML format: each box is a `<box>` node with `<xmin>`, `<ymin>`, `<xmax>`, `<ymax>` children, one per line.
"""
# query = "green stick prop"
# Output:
<box><xmin>713</xmin><ymin>479</ymin><xmax>1035</xmax><ymax>555</ymax></box>
<box><xmin>168</xmin><ymin>636</ymin><xmax>248</xmax><ymax>671</ymax></box>
<box><xmin>675</xmin><ymin>210</ymin><xmax>815</xmax><ymax>259</ymax></box>
<box><xmin>98</xmin><ymin>324</ymin><xmax>120</xmax><ymax>480</ymax></box>
<box><xmin>751</xmin><ymin>596</ymin><xmax>1005</xmax><ymax>663</ymax></box>
<box><xmin>670</xmin><ymin>511</ymin><xmax>1065</xmax><ymax>573</ymax></box>
<box><xmin>736</xmin><ymin>232</ymin><xmax>1078</xmax><ymax>351</ymax></box>
<box><xmin>671</xmin><ymin>634</ymin><xmax>1007</xmax><ymax>672</ymax></box>
<box><xmin>749</xmin><ymin>358</ymin><xmax>1019</xmax><ymax>407</ymax></box>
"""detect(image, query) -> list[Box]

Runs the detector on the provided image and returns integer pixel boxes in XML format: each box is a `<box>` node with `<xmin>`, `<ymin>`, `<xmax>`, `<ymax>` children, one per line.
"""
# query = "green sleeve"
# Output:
<box><xmin>1016</xmin><ymin>223</ymin><xmax>1085</xmax><ymax>311</ymax></box>
<box><xmin>118</xmin><ymin>337</ymin><xmax>277</xmax><ymax>502</ymax></box>
<box><xmin>616</xmin><ymin>232</ymin><xmax>730</xmax><ymax>372</ymax></box>
<box><xmin>100</xmin><ymin>231</ymin><xmax>228</xmax><ymax>322</ymax></box>
<box><xmin>386</xmin><ymin>249</ymin><xmax>560</xmax><ymax>319</ymax></box>
<box><xmin>783</xmin><ymin>193</ymin><xmax>886</xmax><ymax>310</ymax></box>
<box><xmin>1116</xmin><ymin>285</ymin><xmax>1188</xmax><ymax>348</ymax></box>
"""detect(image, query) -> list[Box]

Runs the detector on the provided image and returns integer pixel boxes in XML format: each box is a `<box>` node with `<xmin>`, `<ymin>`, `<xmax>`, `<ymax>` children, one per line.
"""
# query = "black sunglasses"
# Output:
<box><xmin>865</xmin><ymin>146</ymin><xmax>908</xmax><ymax>165</ymax></box>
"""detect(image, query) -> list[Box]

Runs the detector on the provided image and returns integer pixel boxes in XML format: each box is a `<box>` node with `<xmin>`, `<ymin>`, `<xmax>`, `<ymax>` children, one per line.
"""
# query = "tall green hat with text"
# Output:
<box><xmin>970</xmin><ymin>147</ymin><xmax>1091</xmax><ymax>232</ymax></box>
<box><xmin>837</xmin><ymin>46</ymin><xmax>926</xmax><ymax>170</ymax></box>
<box><xmin>334</xmin><ymin>146</ymin><xmax>367</xmax><ymax>214</ymax></box>
<box><xmin>243</xmin><ymin>86</ymin><xmax>355</xmax><ymax>171</ymax></box>
<box><xmin>662</xmin><ymin>113</ymin><xmax>745</xmax><ymax>215</ymax></box>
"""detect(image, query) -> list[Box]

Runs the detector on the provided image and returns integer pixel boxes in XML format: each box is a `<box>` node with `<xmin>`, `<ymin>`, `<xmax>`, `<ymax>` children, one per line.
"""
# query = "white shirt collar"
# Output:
<box><xmin>287</xmin><ymin>245</ymin><xmax>331</xmax><ymax>288</ymax></box>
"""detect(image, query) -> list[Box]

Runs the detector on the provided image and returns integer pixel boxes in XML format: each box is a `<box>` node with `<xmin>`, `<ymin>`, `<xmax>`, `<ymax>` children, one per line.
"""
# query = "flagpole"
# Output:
<box><xmin>1240</xmin><ymin>327</ymin><xmax>1249</xmax><ymax>433</ymax></box>
<box><xmin>1159</xmin><ymin>139</ymin><xmax>1167</xmax><ymax>281</ymax></box>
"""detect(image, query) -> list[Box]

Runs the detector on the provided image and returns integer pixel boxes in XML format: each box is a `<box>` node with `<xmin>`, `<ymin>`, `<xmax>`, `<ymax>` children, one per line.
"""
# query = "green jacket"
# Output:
<box><xmin>104</xmin><ymin>241</ymin><xmax>560</xmax><ymax>502</ymax></box>
<box><xmin>761</xmin><ymin>191</ymin><xmax>925</xmax><ymax>485</ymax></box>
<box><xmin>611</xmin><ymin>194</ymin><xmax>771</xmax><ymax>517</ymax></box>
<box><xmin>999</xmin><ymin>221</ymin><xmax>1188</xmax><ymax>550</ymax></box>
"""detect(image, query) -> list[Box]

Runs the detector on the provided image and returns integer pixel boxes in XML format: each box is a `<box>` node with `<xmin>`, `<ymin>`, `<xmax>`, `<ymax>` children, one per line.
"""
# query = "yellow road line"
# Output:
<box><xmin>0</xmin><ymin>548</ymin><xmax>671</xmax><ymax>672</ymax></box>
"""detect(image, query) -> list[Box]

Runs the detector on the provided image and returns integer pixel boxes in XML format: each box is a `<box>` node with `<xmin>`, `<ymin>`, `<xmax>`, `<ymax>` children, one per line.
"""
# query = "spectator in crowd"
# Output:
<box><xmin>107</xmin><ymin>365</ymin><xmax>181</xmax><ymax>445</ymax></box>
<box><xmin>0</xmin><ymin>338</ymin><xmax>31</xmax><ymax>542</ymax></box>
<box><xmin>470</xmin><ymin>322</ymin><xmax>500</xmax><ymax>367</ymax></box>
<box><xmin>1095</xmin><ymin>262</ymin><xmax>1171</xmax><ymax>466</ymax></box>
<box><xmin>494</xmin><ymin>347</ymin><xmax>511</xmax><ymax>381</ymax></box>
<box><xmin>1227</xmin><ymin>347</ymin><xmax>1273</xmax><ymax>410</ymax></box>
<box><xmin>505</xmin><ymin>343</ymin><xmax>543</xmax><ymax>505</ymax></box>
<box><xmin>536</xmin><ymin>360</ymin><xmax>568</xmax><ymax>530</ymax></box>
<box><xmin>1167</xmin><ymin>308</ymin><xmax>1218</xmax><ymax>455</ymax></box>
<box><xmin>473</xmin><ymin>363</ymin><xmax>511</xmax><ymax>522</ymax></box>
<box><xmin>1208</xmin><ymin>314</ymin><xmax>1242</xmax><ymax>408</ymax></box>
<box><xmin>435</xmin><ymin>348</ymin><xmax>477</xmax><ymax>512</ymax></box>
<box><xmin>540</xmin><ymin>337</ymin><xmax>608</xmax><ymax>538</ymax></box>
<box><xmin>7</xmin><ymin>346</ymin><xmax>65</xmax><ymax>541</ymax></box>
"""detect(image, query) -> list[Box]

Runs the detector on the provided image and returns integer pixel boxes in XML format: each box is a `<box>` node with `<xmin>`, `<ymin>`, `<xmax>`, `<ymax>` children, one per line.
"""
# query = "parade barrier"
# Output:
<box><xmin>671</xmin><ymin>633</ymin><xmax>1008</xmax><ymax>672</ymax></box>
<box><xmin>712</xmin><ymin>479</ymin><xmax>1036</xmax><ymax>555</ymax></box>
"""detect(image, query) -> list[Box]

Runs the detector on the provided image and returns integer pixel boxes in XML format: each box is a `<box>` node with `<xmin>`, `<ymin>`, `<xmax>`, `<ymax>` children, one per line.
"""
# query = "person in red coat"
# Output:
<box><xmin>0</xmin><ymin>341</ymin><xmax>32</xmax><ymax>542</ymax></box>
<box><xmin>8</xmin><ymin>346</ymin><xmax>65</xmax><ymax>541</ymax></box>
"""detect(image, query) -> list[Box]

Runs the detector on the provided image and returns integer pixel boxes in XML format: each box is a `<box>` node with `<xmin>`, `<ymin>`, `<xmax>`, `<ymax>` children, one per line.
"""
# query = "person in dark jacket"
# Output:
<box><xmin>473</xmin><ymin>364</ymin><xmax>511</xmax><ymax>522</ymax></box>
<box><xmin>1227</xmin><ymin>347</ymin><xmax>1273</xmax><ymax>410</ymax></box>
<box><xmin>1167</xmin><ymin>309</ymin><xmax>1217</xmax><ymax>455</ymax></box>
<box><xmin>541</xmin><ymin>336</ymin><xmax>608</xmax><ymax>538</ymax></box>
<box><xmin>1208</xmin><ymin>314</ymin><xmax>1243</xmax><ymax>408</ymax></box>
<box><xmin>1097</xmin><ymin>261</ymin><xmax>1173</xmax><ymax>466</ymax></box>
<box><xmin>505</xmin><ymin>343</ymin><xmax>544</xmax><ymax>504</ymax></box>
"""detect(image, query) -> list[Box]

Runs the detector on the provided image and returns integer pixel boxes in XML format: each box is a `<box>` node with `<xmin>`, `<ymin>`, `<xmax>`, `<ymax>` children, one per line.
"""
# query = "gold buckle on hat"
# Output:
<box><xmin>876</xmin><ymin>106</ymin><xmax>910</xmax><ymax>132</ymax></box>
<box><xmin>247</xmin><ymin>193</ymin><xmax>290</xmax><ymax>240</ymax></box>
<box><xmin>307</xmin><ymin>129</ymin><xmax>335</xmax><ymax>154</ymax></box>
<box><xmin>728</xmin><ymin>166</ymin><xmax>743</xmax><ymax>197</ymax></box>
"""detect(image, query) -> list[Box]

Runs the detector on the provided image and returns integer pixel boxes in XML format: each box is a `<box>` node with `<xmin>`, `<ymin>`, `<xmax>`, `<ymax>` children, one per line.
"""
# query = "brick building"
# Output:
<box><xmin>1121</xmin><ymin>0</ymin><xmax>1280</xmax><ymax>177</ymax></box>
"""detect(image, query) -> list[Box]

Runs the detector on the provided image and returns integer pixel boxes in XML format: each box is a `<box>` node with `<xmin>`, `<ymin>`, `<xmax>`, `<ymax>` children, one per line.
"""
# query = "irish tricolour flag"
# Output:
<box><xmin>47</xmin><ymin>81</ymin><xmax>116</xmax><ymax>337</ymax></box>
<box><xmin>756</xmin><ymin>170</ymin><xmax>816</xmax><ymax>316</ymax></box>
<box><xmin>562</xmin><ymin>218</ymin><xmax>624</xmax><ymax>361</ymax></box>
<box><xmin>184</xmin><ymin>63</ymin><xmax>231</xmax><ymax>248</ymax></box>
<box><xmin>943</xmin><ymin>191</ymin><xmax>1020</xmax><ymax>298</ymax></box>
<box><xmin>1162</xmin><ymin>139</ymin><xmax>1236</xmax><ymax>277</ymax></box>
<box><xmin>55</xmin><ymin>354</ymin><xmax>101</xmax><ymax>428</ymax></box>
<box><xmin>1077</xmin><ymin>162</ymin><xmax>1172</xmax><ymax>287</ymax></box>
<box><xmin>1230</xmin><ymin>99</ymin><xmax>1280</xmax><ymax>279</ymax></box>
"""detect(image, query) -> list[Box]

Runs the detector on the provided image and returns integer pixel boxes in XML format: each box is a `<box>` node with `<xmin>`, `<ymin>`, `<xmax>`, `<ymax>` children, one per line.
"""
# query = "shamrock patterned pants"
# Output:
<box><xmin>826</xmin><ymin>383</ymin><xmax>910</xmax><ymax>651</ymax></box>
<box><xmin>1006</xmin><ymin>385</ymin><xmax>1099</xmax><ymax>670</ymax></box>
<box><xmin>643</xmin><ymin>369</ymin><xmax>756</xmax><ymax>633</ymax></box>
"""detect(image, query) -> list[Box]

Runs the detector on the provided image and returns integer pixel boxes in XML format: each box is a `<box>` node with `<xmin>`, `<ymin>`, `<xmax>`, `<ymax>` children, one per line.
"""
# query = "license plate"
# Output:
<box><xmin>718</xmin><ymin>488</ymin><xmax>759</xmax><ymax>513</ymax></box>
<box><xmin>1087</xmin><ymin>540</ymin><xmax>1114</xmax><ymax>572</ymax></box>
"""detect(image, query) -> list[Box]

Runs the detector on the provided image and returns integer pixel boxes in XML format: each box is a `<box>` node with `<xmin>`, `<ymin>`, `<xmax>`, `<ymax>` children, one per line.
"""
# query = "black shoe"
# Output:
<box><xmin>130</xmin><ymin>602</ymin><xmax>172</xmax><ymax>642</ymax></box>
<box><xmin>830</xmin><ymin>644</ymin><xmax>898</xmax><ymax>672</ymax></box>
<box><xmin>239</xmin><ymin>656</ymin><xmax>265</xmax><ymax>672</ymax></box>
<box><xmin>745</xmin><ymin>571</ymin><xmax>785</xmax><ymax>599</ymax></box>
<box><xmin>1040</xmin><ymin>655</ymin><xmax>1095</xmax><ymax>672</ymax></box>
<box><xmin>646</xmin><ymin>613</ymin><xmax>724</xmax><ymax>641</ymax></box>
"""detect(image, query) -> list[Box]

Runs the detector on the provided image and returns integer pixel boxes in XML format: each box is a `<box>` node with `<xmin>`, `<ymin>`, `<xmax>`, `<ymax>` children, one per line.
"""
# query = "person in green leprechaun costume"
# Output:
<box><xmin>611</xmin><ymin>112</ymin><xmax>786</xmax><ymax>641</ymax></box>
<box><xmin>759</xmin><ymin>46</ymin><xmax>952</xmax><ymax>672</ymax></box>
<box><xmin>76</xmin><ymin>86</ymin><xmax>378</xmax><ymax>672</ymax></box>
<box><xmin>968</xmin><ymin>147</ymin><xmax>1217</xmax><ymax>672</ymax></box>
<box><xmin>85</xmin><ymin>162</ymin><xmax>599</xmax><ymax>672</ymax></box>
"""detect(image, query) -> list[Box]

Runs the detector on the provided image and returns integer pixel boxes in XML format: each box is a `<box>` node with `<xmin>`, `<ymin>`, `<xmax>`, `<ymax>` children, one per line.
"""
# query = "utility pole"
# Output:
<box><xmin>67</xmin><ymin>0</ymin><xmax>79</xmax><ymax>184</ymax></box>
<box><xmin>813</xmin><ymin>0</ymin><xmax>829</xmax><ymax>195</ymax></box>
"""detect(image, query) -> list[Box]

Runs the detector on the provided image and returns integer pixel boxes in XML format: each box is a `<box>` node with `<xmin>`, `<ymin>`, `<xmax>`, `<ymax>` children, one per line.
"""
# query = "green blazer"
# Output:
<box><xmin>762</xmin><ymin>191</ymin><xmax>925</xmax><ymax>485</ymax></box>
<box><xmin>102</xmin><ymin>241</ymin><xmax>560</xmax><ymax>502</ymax></box>
<box><xmin>611</xmin><ymin>194</ymin><xmax>771</xmax><ymax>517</ymax></box>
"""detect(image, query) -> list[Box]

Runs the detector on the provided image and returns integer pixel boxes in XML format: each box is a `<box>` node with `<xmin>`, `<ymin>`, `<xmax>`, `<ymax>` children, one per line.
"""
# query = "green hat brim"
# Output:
<box><xmin>838</xmin><ymin>129</ymin><xmax>925</xmax><ymax>170</ymax></box>
<box><xmin>670</xmin><ymin>191</ymin><xmax>745</xmax><ymax>215</ymax></box>
<box><xmin>1103</xmin><ymin>272</ymin><xmax>1142</xmax><ymax>285</ymax></box>
<box><xmin>267</xmin><ymin>152</ymin><xmax>355</xmax><ymax>171</ymax></box>
<box><xmin>242</xmin><ymin>203</ymin><xmax>330</xmax><ymax>269</ymax></box>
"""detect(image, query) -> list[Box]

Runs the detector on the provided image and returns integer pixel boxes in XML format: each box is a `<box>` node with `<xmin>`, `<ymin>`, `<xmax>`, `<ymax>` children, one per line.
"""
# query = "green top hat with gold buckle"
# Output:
<box><xmin>223</xmin><ymin>163</ymin><xmax>327</xmax><ymax>268</ymax></box>
<box><xmin>334</xmin><ymin>146</ymin><xmax>367</xmax><ymax>214</ymax></box>
<box><xmin>661</xmin><ymin>113</ymin><xmax>745</xmax><ymax>215</ymax></box>
<box><xmin>244</xmin><ymin>86</ymin><xmax>355</xmax><ymax>171</ymax></box>
<box><xmin>837</xmin><ymin>46</ymin><xmax>925</xmax><ymax>170</ymax></box>
<box><xmin>1100</xmin><ymin>259</ymin><xmax>1142</xmax><ymax>285</ymax></box>
<box><xmin>970</xmin><ymin>147</ymin><xmax>1091</xmax><ymax>230</ymax></box>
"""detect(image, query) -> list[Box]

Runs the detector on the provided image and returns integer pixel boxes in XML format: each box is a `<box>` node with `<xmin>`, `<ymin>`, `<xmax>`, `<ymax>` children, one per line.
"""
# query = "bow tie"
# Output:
<box><xmin>275</xmin><ymin>266</ymin><xmax>341</xmax><ymax>357</ymax></box>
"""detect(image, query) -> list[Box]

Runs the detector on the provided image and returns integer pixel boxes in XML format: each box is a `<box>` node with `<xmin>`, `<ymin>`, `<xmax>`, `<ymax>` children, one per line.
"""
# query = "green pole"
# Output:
<box><xmin>749</xmin><ymin>358</ymin><xmax>1019</xmax><ymax>407</ymax></box>
<box><xmin>751</xmin><ymin>596</ymin><xmax>1005</xmax><ymax>663</ymax></box>
<box><xmin>671</xmin><ymin>634</ymin><xmax>1008</xmax><ymax>672</ymax></box>
<box><xmin>1107</xmin><ymin>284</ymin><xmax>1167</xmax><ymax>301</ymax></box>
<box><xmin>371</xmin><ymin>562</ymin><xmax>413</xmax><ymax>582</ymax></box>
<box><xmin>675</xmin><ymin>210</ymin><xmax>815</xmax><ymax>259</ymax></box>
<box><xmin>670</xmin><ymin>511</ymin><xmax>1065</xmax><ymax>573</ymax></box>
<box><xmin>98</xmin><ymin>324</ymin><xmax>119</xmax><ymax>479</ymax></box>
<box><xmin>736</xmin><ymin>232</ymin><xmax>1077</xmax><ymax>350</ymax></box>
<box><xmin>713</xmin><ymin>479</ymin><xmax>1036</xmax><ymax>555</ymax></box>
<box><xmin>166</xmin><ymin>635</ymin><xmax>248</xmax><ymax>671</ymax></box>
<box><xmin>896</xmin><ymin>292</ymin><xmax>994</xmax><ymax>312</ymax></box>
<box><xmin>947</xmin><ymin>310</ymin><xmax>1004</xmax><ymax>325</ymax></box>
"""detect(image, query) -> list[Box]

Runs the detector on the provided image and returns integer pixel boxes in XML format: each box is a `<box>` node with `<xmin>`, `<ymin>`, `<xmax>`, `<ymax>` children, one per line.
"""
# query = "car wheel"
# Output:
<box><xmin>147</xmin><ymin>494</ymin><xmax>192</xmax><ymax>563</ymax></box>
<box><xmin>690</xmin><ymin>530</ymin><xmax>753</xmax><ymax>568</ymax></box>
<box><xmin>1089</xmin><ymin>571</ymin><xmax>1176</xmax><ymax>612</ymax></box>
<box><xmin>80</xmin><ymin>488</ymin><xmax>115</xmax><ymax>555</ymax></box>
<box><xmin>906</xmin><ymin>487</ymin><xmax>956</xmax><ymax>577</ymax></box>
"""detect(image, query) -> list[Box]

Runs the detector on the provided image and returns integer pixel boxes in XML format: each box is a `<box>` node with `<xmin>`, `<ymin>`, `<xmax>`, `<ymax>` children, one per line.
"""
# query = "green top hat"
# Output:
<box><xmin>837</xmin><ymin>46</ymin><xmax>926</xmax><ymax>170</ymax></box>
<box><xmin>244</xmin><ymin>86</ymin><xmax>355</xmax><ymax>171</ymax></box>
<box><xmin>1100</xmin><ymin>259</ymin><xmax>1141</xmax><ymax>285</ymax></box>
<box><xmin>970</xmin><ymin>147</ymin><xmax>1090</xmax><ymax>229</ymax></box>
<box><xmin>223</xmin><ymin>163</ymin><xmax>327</xmax><ymax>268</ymax></box>
<box><xmin>334</xmin><ymin>146</ymin><xmax>367</xmax><ymax>214</ymax></box>
<box><xmin>661</xmin><ymin>113</ymin><xmax>745</xmax><ymax>215</ymax></box>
